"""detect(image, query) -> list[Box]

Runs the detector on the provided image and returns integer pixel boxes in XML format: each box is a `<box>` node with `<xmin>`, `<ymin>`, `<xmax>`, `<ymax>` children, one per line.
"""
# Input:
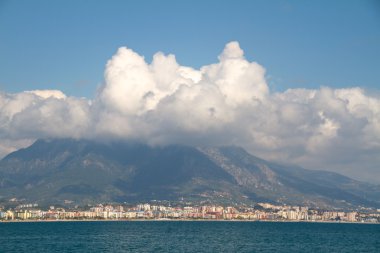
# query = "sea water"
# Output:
<box><xmin>1</xmin><ymin>221</ymin><xmax>379</xmax><ymax>252</ymax></box>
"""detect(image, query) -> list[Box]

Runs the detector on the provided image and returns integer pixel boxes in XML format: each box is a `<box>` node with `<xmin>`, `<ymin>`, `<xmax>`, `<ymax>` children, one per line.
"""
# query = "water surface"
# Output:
<box><xmin>1</xmin><ymin>221</ymin><xmax>379</xmax><ymax>252</ymax></box>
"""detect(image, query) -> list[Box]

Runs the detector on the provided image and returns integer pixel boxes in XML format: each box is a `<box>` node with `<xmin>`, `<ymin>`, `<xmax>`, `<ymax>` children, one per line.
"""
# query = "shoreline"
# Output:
<box><xmin>1</xmin><ymin>219</ymin><xmax>378</xmax><ymax>224</ymax></box>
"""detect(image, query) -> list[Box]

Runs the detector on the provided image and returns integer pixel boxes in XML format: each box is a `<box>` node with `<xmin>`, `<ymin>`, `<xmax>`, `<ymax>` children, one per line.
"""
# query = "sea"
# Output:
<box><xmin>0</xmin><ymin>221</ymin><xmax>379</xmax><ymax>252</ymax></box>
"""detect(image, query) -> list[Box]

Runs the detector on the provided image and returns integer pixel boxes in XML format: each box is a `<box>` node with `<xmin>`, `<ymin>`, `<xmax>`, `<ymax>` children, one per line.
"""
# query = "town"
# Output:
<box><xmin>1</xmin><ymin>202</ymin><xmax>379</xmax><ymax>223</ymax></box>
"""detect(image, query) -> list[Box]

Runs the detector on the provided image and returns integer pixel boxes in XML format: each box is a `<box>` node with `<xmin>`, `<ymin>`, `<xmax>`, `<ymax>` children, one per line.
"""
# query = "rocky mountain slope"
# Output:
<box><xmin>0</xmin><ymin>139</ymin><xmax>379</xmax><ymax>209</ymax></box>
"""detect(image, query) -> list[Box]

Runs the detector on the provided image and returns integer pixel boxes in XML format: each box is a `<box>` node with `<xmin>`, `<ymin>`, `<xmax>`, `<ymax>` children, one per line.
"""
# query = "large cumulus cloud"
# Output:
<box><xmin>1</xmin><ymin>42</ymin><xmax>379</xmax><ymax>182</ymax></box>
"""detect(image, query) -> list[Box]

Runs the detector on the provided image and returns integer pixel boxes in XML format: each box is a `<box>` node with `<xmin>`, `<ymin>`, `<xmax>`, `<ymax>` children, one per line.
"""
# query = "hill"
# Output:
<box><xmin>0</xmin><ymin>139</ymin><xmax>379</xmax><ymax>209</ymax></box>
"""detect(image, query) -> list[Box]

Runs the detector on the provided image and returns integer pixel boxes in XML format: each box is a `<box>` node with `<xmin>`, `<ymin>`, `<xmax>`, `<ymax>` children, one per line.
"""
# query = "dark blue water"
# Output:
<box><xmin>0</xmin><ymin>221</ymin><xmax>379</xmax><ymax>252</ymax></box>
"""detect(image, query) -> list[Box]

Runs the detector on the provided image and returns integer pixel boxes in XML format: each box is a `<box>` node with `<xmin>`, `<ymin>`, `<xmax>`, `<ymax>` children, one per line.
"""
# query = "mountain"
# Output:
<box><xmin>0</xmin><ymin>139</ymin><xmax>379</xmax><ymax>209</ymax></box>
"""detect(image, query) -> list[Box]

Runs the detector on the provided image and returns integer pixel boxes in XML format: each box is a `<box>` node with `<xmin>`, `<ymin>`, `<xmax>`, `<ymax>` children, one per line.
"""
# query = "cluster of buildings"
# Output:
<box><xmin>1</xmin><ymin>202</ymin><xmax>379</xmax><ymax>223</ymax></box>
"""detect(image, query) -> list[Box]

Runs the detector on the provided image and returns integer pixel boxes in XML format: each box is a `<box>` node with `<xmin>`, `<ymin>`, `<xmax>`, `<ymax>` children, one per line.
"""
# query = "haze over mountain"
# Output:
<box><xmin>1</xmin><ymin>139</ymin><xmax>379</xmax><ymax>209</ymax></box>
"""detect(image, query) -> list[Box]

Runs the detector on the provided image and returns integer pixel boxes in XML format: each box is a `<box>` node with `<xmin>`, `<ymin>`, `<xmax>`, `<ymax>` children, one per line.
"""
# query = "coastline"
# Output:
<box><xmin>1</xmin><ymin>219</ymin><xmax>378</xmax><ymax>224</ymax></box>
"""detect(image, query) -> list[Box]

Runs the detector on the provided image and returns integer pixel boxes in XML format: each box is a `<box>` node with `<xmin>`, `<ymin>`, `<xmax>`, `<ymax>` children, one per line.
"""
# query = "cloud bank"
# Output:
<box><xmin>1</xmin><ymin>42</ymin><xmax>380</xmax><ymax>182</ymax></box>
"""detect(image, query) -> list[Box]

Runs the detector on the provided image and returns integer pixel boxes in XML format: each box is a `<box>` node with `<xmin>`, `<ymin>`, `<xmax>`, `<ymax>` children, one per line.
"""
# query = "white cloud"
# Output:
<box><xmin>0</xmin><ymin>41</ymin><xmax>380</xmax><ymax>183</ymax></box>
<box><xmin>0</xmin><ymin>91</ymin><xmax>91</xmax><ymax>140</ymax></box>
<box><xmin>26</xmin><ymin>89</ymin><xmax>67</xmax><ymax>99</ymax></box>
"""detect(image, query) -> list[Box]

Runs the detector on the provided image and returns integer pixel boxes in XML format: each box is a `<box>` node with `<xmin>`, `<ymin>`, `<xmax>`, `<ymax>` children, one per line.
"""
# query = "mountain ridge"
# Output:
<box><xmin>0</xmin><ymin>138</ymin><xmax>379</xmax><ymax>209</ymax></box>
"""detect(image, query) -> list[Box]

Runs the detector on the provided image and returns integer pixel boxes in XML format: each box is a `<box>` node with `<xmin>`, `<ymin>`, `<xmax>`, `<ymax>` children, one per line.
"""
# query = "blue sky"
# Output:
<box><xmin>0</xmin><ymin>0</ymin><xmax>379</xmax><ymax>97</ymax></box>
<box><xmin>1</xmin><ymin>1</ymin><xmax>380</xmax><ymax>182</ymax></box>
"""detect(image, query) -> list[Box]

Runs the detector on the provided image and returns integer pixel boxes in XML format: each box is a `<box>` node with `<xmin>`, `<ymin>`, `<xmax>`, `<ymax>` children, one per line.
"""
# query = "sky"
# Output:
<box><xmin>0</xmin><ymin>0</ymin><xmax>380</xmax><ymax>183</ymax></box>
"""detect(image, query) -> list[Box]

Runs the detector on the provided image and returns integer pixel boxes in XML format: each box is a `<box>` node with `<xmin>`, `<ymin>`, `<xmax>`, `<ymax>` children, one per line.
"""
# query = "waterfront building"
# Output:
<box><xmin>347</xmin><ymin>212</ymin><xmax>357</xmax><ymax>222</ymax></box>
